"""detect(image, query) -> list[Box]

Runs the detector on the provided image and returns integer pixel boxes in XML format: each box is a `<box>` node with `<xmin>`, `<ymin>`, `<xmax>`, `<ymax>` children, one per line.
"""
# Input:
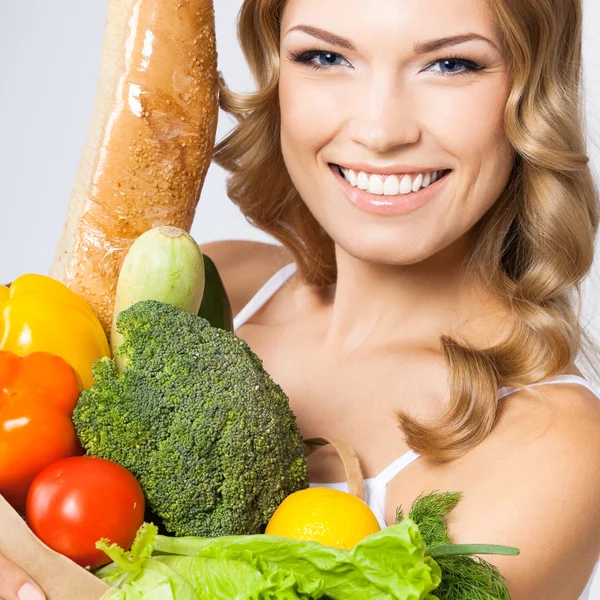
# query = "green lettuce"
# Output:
<box><xmin>96</xmin><ymin>491</ymin><xmax>519</xmax><ymax>600</ymax></box>
<box><xmin>96</xmin><ymin>520</ymin><xmax>441</xmax><ymax>600</ymax></box>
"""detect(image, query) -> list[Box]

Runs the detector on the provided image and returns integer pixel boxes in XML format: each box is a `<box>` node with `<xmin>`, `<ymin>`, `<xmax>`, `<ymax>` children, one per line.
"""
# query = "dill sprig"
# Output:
<box><xmin>429</xmin><ymin>555</ymin><xmax>512</xmax><ymax>600</ymax></box>
<box><xmin>396</xmin><ymin>490</ymin><xmax>518</xmax><ymax>600</ymax></box>
<box><xmin>408</xmin><ymin>490</ymin><xmax>461</xmax><ymax>547</ymax></box>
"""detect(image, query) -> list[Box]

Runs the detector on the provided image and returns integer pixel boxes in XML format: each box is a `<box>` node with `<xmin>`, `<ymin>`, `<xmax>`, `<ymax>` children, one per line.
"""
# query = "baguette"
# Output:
<box><xmin>50</xmin><ymin>0</ymin><xmax>218</xmax><ymax>333</ymax></box>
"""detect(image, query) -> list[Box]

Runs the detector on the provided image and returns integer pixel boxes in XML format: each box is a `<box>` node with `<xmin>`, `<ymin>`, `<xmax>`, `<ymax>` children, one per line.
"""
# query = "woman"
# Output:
<box><xmin>210</xmin><ymin>0</ymin><xmax>600</xmax><ymax>597</ymax></box>
<box><xmin>2</xmin><ymin>0</ymin><xmax>599</xmax><ymax>598</ymax></box>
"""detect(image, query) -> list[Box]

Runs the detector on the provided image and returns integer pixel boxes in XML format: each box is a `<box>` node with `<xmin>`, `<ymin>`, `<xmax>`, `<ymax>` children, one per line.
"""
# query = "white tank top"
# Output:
<box><xmin>233</xmin><ymin>261</ymin><xmax>600</xmax><ymax>598</ymax></box>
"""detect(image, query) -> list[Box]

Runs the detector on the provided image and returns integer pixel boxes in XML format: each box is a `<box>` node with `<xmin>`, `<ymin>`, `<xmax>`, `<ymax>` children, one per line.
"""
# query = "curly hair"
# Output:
<box><xmin>213</xmin><ymin>0</ymin><xmax>600</xmax><ymax>462</ymax></box>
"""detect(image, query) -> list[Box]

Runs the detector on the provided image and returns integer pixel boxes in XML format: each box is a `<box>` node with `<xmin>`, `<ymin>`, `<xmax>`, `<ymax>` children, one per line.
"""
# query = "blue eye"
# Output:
<box><xmin>315</xmin><ymin>52</ymin><xmax>345</xmax><ymax>67</ymax></box>
<box><xmin>289</xmin><ymin>50</ymin><xmax>351</xmax><ymax>70</ymax></box>
<box><xmin>427</xmin><ymin>57</ymin><xmax>483</xmax><ymax>76</ymax></box>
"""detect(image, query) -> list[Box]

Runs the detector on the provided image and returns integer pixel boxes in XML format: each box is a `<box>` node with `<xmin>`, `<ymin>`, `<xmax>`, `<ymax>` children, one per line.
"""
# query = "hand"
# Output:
<box><xmin>0</xmin><ymin>552</ymin><xmax>45</xmax><ymax>600</ymax></box>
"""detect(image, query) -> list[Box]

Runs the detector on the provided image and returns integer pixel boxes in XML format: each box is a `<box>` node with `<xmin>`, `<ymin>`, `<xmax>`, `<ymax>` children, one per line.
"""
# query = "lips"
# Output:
<box><xmin>330</xmin><ymin>163</ymin><xmax>450</xmax><ymax>216</ymax></box>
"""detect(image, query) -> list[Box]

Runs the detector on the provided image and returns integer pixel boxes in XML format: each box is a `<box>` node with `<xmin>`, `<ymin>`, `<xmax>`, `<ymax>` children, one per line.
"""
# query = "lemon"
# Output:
<box><xmin>265</xmin><ymin>487</ymin><xmax>381</xmax><ymax>549</ymax></box>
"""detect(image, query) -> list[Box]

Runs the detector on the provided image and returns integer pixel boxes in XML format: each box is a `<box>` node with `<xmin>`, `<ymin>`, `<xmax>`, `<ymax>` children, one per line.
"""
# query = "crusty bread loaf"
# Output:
<box><xmin>50</xmin><ymin>0</ymin><xmax>218</xmax><ymax>333</ymax></box>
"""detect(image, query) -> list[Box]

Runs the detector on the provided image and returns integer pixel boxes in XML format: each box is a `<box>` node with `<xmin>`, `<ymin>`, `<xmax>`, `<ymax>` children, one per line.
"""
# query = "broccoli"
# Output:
<box><xmin>72</xmin><ymin>300</ymin><xmax>309</xmax><ymax>537</ymax></box>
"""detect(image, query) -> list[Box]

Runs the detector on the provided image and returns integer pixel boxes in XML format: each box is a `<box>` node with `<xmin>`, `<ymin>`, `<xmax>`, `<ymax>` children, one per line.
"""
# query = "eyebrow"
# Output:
<box><xmin>413</xmin><ymin>33</ymin><xmax>498</xmax><ymax>54</ymax></box>
<box><xmin>286</xmin><ymin>25</ymin><xmax>356</xmax><ymax>50</ymax></box>
<box><xmin>285</xmin><ymin>25</ymin><xmax>498</xmax><ymax>54</ymax></box>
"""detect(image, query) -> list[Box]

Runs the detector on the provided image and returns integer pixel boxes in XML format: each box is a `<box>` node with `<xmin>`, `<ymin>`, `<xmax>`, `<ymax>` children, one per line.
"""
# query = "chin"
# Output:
<box><xmin>328</xmin><ymin>222</ymin><xmax>442</xmax><ymax>266</ymax></box>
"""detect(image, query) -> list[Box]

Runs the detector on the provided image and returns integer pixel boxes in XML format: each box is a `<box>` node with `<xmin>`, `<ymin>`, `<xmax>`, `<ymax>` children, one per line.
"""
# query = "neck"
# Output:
<box><xmin>316</xmin><ymin>235</ymin><xmax>507</xmax><ymax>355</ymax></box>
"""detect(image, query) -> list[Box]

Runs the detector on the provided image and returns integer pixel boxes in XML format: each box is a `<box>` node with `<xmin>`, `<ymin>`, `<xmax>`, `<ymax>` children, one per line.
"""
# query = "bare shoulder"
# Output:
<box><xmin>403</xmin><ymin>382</ymin><xmax>600</xmax><ymax>599</ymax></box>
<box><xmin>199</xmin><ymin>240</ymin><xmax>295</xmax><ymax>318</ymax></box>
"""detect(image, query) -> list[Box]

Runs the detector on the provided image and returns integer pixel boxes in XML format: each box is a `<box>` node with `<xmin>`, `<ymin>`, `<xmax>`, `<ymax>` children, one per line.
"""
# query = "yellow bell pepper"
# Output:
<box><xmin>0</xmin><ymin>285</ymin><xmax>8</xmax><ymax>305</ymax></box>
<box><xmin>0</xmin><ymin>274</ymin><xmax>110</xmax><ymax>388</ymax></box>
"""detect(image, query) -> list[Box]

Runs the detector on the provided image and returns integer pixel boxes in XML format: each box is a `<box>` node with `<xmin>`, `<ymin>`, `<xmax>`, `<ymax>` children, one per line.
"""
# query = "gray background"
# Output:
<box><xmin>0</xmin><ymin>2</ymin><xmax>599</xmax><ymax>593</ymax></box>
<box><xmin>0</xmin><ymin>0</ymin><xmax>598</xmax><ymax>353</ymax></box>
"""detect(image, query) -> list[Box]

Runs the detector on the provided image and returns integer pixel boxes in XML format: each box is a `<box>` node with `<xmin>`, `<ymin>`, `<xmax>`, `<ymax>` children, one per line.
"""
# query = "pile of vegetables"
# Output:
<box><xmin>1</xmin><ymin>227</ymin><xmax>520</xmax><ymax>598</ymax></box>
<box><xmin>1</xmin><ymin>227</ymin><xmax>308</xmax><ymax>553</ymax></box>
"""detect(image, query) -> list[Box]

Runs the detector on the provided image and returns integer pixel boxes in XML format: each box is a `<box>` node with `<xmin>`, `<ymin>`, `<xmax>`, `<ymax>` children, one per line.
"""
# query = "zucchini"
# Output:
<box><xmin>111</xmin><ymin>226</ymin><xmax>205</xmax><ymax>369</ymax></box>
<box><xmin>198</xmin><ymin>254</ymin><xmax>234</xmax><ymax>332</ymax></box>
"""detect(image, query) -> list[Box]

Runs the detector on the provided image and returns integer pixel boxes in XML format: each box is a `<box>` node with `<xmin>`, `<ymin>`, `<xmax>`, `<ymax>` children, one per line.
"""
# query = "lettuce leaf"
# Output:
<box><xmin>102</xmin><ymin>558</ymin><xmax>199</xmax><ymax>600</ymax></box>
<box><xmin>153</xmin><ymin>520</ymin><xmax>440</xmax><ymax>599</ymax></box>
<box><xmin>97</xmin><ymin>521</ymin><xmax>441</xmax><ymax>600</ymax></box>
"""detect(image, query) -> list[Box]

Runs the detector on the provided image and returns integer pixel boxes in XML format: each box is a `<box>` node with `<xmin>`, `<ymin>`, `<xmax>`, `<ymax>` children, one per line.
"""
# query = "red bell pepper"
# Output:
<box><xmin>0</xmin><ymin>350</ymin><xmax>83</xmax><ymax>510</ymax></box>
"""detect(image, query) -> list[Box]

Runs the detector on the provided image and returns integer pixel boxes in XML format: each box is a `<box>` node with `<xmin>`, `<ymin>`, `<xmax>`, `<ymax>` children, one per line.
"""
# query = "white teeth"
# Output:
<box><xmin>357</xmin><ymin>171</ymin><xmax>369</xmax><ymax>190</ymax></box>
<box><xmin>399</xmin><ymin>174</ymin><xmax>412</xmax><ymax>195</ymax></box>
<box><xmin>411</xmin><ymin>173</ymin><xmax>423</xmax><ymax>192</ymax></box>
<box><xmin>339</xmin><ymin>166</ymin><xmax>445</xmax><ymax>195</ymax></box>
<box><xmin>342</xmin><ymin>167</ymin><xmax>358</xmax><ymax>186</ymax></box>
<box><xmin>383</xmin><ymin>175</ymin><xmax>399</xmax><ymax>196</ymax></box>
<box><xmin>368</xmin><ymin>174</ymin><xmax>384</xmax><ymax>195</ymax></box>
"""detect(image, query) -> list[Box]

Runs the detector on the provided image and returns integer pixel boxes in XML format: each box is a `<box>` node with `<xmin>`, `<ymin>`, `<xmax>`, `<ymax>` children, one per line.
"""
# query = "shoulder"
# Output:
<box><xmin>199</xmin><ymin>240</ymin><xmax>295</xmax><ymax>318</ymax></box>
<box><xmin>416</xmin><ymin>381</ymin><xmax>600</xmax><ymax>599</ymax></box>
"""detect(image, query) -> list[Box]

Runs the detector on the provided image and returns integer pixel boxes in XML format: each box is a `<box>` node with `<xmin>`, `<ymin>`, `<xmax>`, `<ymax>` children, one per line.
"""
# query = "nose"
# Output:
<box><xmin>346</xmin><ymin>72</ymin><xmax>421</xmax><ymax>153</ymax></box>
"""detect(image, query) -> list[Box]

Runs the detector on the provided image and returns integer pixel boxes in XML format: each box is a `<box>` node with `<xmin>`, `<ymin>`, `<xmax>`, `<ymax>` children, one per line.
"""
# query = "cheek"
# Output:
<box><xmin>418</xmin><ymin>78</ymin><xmax>514</xmax><ymax>224</ymax></box>
<box><xmin>279</xmin><ymin>71</ymin><xmax>336</xmax><ymax>213</ymax></box>
<box><xmin>453</xmin><ymin>82</ymin><xmax>514</xmax><ymax>207</ymax></box>
<box><xmin>279</xmin><ymin>69</ymin><xmax>344</xmax><ymax>164</ymax></box>
<box><xmin>418</xmin><ymin>78</ymin><xmax>511</xmax><ymax>170</ymax></box>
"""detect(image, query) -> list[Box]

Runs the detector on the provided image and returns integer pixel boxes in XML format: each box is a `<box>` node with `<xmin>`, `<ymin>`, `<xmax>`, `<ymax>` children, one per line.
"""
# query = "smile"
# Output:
<box><xmin>330</xmin><ymin>163</ymin><xmax>452</xmax><ymax>216</ymax></box>
<box><xmin>335</xmin><ymin>165</ymin><xmax>451</xmax><ymax>197</ymax></box>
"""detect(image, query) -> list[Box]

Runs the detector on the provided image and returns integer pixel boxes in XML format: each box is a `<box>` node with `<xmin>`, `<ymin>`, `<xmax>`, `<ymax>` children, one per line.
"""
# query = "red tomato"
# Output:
<box><xmin>26</xmin><ymin>456</ymin><xmax>145</xmax><ymax>568</ymax></box>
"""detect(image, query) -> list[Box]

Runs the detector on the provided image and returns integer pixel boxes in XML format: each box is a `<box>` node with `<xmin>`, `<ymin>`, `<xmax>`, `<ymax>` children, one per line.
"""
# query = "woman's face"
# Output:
<box><xmin>279</xmin><ymin>0</ymin><xmax>514</xmax><ymax>265</ymax></box>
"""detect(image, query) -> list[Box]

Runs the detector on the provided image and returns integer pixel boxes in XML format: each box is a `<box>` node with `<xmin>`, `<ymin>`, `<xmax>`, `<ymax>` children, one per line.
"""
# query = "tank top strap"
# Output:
<box><xmin>372</xmin><ymin>375</ymin><xmax>600</xmax><ymax>490</ymax></box>
<box><xmin>233</xmin><ymin>262</ymin><xmax>297</xmax><ymax>331</ymax></box>
<box><xmin>498</xmin><ymin>374</ymin><xmax>600</xmax><ymax>401</ymax></box>
<box><xmin>372</xmin><ymin>449</ymin><xmax>421</xmax><ymax>488</ymax></box>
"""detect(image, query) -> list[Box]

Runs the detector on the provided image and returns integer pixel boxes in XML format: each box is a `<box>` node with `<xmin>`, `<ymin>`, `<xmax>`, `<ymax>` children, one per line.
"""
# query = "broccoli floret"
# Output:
<box><xmin>73</xmin><ymin>300</ymin><xmax>309</xmax><ymax>537</ymax></box>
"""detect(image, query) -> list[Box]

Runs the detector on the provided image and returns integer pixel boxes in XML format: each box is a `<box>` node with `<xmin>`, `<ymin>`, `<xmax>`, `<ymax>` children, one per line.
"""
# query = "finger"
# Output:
<box><xmin>0</xmin><ymin>552</ymin><xmax>46</xmax><ymax>600</ymax></box>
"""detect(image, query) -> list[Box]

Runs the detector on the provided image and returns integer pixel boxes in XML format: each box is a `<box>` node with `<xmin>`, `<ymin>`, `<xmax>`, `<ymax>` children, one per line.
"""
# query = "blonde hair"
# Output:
<box><xmin>213</xmin><ymin>0</ymin><xmax>600</xmax><ymax>461</ymax></box>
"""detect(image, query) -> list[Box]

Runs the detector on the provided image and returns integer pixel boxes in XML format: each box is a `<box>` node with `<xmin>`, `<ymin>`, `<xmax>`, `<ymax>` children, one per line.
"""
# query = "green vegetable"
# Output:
<box><xmin>197</xmin><ymin>254</ymin><xmax>233</xmax><ymax>332</ymax></box>
<box><xmin>73</xmin><ymin>300</ymin><xmax>308</xmax><ymax>538</ymax></box>
<box><xmin>95</xmin><ymin>492</ymin><xmax>520</xmax><ymax>599</ymax></box>
<box><xmin>398</xmin><ymin>491</ymin><xmax>517</xmax><ymax>600</ymax></box>
<box><xmin>111</xmin><ymin>227</ymin><xmax>205</xmax><ymax>370</ymax></box>
<box><xmin>96</xmin><ymin>520</ymin><xmax>442</xmax><ymax>599</ymax></box>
